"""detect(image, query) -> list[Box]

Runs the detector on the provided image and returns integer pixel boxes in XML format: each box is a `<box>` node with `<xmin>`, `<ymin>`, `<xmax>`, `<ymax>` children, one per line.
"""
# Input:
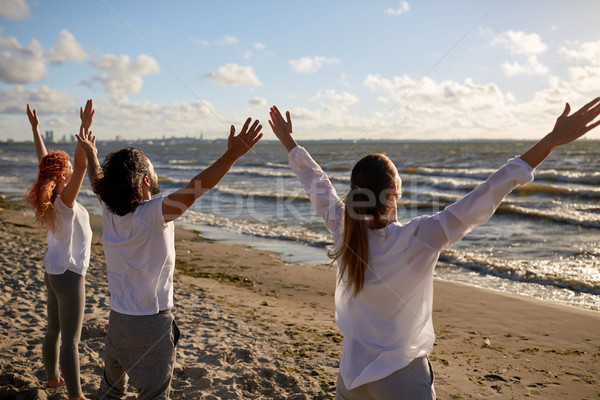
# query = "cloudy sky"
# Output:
<box><xmin>1</xmin><ymin>0</ymin><xmax>599</xmax><ymax>141</ymax></box>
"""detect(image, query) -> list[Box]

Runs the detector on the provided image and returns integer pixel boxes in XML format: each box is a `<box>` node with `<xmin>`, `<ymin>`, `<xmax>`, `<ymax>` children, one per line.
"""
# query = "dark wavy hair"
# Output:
<box><xmin>94</xmin><ymin>147</ymin><xmax>151</xmax><ymax>216</ymax></box>
<box><xmin>329</xmin><ymin>153</ymin><xmax>399</xmax><ymax>296</ymax></box>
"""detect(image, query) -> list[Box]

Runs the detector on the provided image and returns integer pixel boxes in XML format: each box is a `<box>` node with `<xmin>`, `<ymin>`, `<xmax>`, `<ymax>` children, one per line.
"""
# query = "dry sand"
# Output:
<box><xmin>1</xmin><ymin>201</ymin><xmax>599</xmax><ymax>399</ymax></box>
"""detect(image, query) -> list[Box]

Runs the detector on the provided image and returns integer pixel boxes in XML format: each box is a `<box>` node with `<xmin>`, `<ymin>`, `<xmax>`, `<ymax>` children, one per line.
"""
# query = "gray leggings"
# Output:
<box><xmin>336</xmin><ymin>356</ymin><xmax>436</xmax><ymax>400</ymax></box>
<box><xmin>43</xmin><ymin>270</ymin><xmax>86</xmax><ymax>398</ymax></box>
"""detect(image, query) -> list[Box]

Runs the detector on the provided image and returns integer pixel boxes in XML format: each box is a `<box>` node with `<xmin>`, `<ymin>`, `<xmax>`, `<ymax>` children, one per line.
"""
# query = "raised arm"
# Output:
<box><xmin>61</xmin><ymin>99</ymin><xmax>94</xmax><ymax>208</ymax></box>
<box><xmin>26</xmin><ymin>104</ymin><xmax>48</xmax><ymax>163</ymax></box>
<box><xmin>269</xmin><ymin>106</ymin><xmax>344</xmax><ymax>234</ymax></box>
<box><xmin>417</xmin><ymin>97</ymin><xmax>600</xmax><ymax>250</ymax></box>
<box><xmin>75</xmin><ymin>128</ymin><xmax>102</xmax><ymax>194</ymax></box>
<box><xmin>520</xmin><ymin>97</ymin><xmax>600</xmax><ymax>168</ymax></box>
<box><xmin>161</xmin><ymin>118</ymin><xmax>263</xmax><ymax>223</ymax></box>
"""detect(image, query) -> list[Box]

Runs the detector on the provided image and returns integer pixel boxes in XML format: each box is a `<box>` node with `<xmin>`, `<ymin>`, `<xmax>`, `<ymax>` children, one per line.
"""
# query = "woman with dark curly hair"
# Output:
<box><xmin>92</xmin><ymin>147</ymin><xmax>159</xmax><ymax>216</ymax></box>
<box><xmin>25</xmin><ymin>100</ymin><xmax>94</xmax><ymax>400</ymax></box>
<box><xmin>76</xmin><ymin>117</ymin><xmax>262</xmax><ymax>399</ymax></box>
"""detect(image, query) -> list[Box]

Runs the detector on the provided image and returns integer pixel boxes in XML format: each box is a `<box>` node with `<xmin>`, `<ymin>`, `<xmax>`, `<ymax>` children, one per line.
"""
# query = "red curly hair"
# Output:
<box><xmin>25</xmin><ymin>150</ymin><xmax>71</xmax><ymax>231</ymax></box>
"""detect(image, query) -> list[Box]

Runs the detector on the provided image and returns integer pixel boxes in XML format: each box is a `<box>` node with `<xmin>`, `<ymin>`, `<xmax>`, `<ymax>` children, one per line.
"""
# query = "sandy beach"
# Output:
<box><xmin>1</xmin><ymin>200</ymin><xmax>599</xmax><ymax>400</ymax></box>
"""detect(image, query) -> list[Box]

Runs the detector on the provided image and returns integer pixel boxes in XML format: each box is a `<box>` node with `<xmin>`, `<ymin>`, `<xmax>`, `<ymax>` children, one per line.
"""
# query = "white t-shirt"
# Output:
<box><xmin>288</xmin><ymin>145</ymin><xmax>534</xmax><ymax>390</ymax></box>
<box><xmin>101</xmin><ymin>196</ymin><xmax>175</xmax><ymax>316</ymax></box>
<box><xmin>45</xmin><ymin>196</ymin><xmax>92</xmax><ymax>276</ymax></box>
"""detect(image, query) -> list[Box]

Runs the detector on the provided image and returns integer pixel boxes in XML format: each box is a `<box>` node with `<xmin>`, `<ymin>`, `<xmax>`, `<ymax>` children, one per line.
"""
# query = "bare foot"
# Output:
<box><xmin>46</xmin><ymin>376</ymin><xmax>66</xmax><ymax>388</ymax></box>
<box><xmin>69</xmin><ymin>396</ymin><xmax>91</xmax><ymax>400</ymax></box>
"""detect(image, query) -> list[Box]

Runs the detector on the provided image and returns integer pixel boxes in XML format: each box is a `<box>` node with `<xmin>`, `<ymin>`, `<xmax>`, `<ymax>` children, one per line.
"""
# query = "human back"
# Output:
<box><xmin>101</xmin><ymin>196</ymin><xmax>175</xmax><ymax>315</ymax></box>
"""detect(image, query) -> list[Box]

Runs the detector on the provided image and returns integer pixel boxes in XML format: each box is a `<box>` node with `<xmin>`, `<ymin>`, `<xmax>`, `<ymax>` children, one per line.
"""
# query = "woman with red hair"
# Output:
<box><xmin>25</xmin><ymin>100</ymin><xmax>94</xmax><ymax>400</ymax></box>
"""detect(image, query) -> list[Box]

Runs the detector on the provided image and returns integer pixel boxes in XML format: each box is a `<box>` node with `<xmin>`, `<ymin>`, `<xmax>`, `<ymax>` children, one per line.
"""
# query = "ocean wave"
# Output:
<box><xmin>497</xmin><ymin>204</ymin><xmax>600</xmax><ymax>228</ymax></box>
<box><xmin>536</xmin><ymin>169</ymin><xmax>600</xmax><ymax>185</ymax></box>
<box><xmin>412</xmin><ymin>166</ymin><xmax>498</xmax><ymax>181</ymax></box>
<box><xmin>440</xmin><ymin>249</ymin><xmax>600</xmax><ymax>295</ymax></box>
<box><xmin>513</xmin><ymin>183</ymin><xmax>600</xmax><ymax>199</ymax></box>
<box><xmin>180</xmin><ymin>210</ymin><xmax>333</xmax><ymax>248</ymax></box>
<box><xmin>210</xmin><ymin>186</ymin><xmax>310</xmax><ymax>203</ymax></box>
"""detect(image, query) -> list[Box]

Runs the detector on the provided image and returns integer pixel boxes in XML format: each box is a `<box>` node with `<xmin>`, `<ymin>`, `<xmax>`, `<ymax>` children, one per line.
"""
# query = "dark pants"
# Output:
<box><xmin>97</xmin><ymin>309</ymin><xmax>180</xmax><ymax>400</ymax></box>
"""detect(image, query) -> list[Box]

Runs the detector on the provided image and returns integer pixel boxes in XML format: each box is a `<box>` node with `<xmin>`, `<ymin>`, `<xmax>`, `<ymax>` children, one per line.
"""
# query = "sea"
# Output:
<box><xmin>1</xmin><ymin>139</ymin><xmax>599</xmax><ymax>311</ymax></box>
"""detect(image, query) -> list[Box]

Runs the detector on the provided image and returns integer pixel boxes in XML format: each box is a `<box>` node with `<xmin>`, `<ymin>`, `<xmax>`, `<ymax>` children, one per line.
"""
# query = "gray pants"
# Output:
<box><xmin>43</xmin><ymin>270</ymin><xmax>86</xmax><ymax>398</ymax></box>
<box><xmin>97</xmin><ymin>309</ymin><xmax>180</xmax><ymax>400</ymax></box>
<box><xmin>336</xmin><ymin>356</ymin><xmax>436</xmax><ymax>400</ymax></box>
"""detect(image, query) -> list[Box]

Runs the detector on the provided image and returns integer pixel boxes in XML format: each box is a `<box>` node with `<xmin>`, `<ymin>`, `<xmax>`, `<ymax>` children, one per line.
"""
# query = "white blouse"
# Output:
<box><xmin>288</xmin><ymin>145</ymin><xmax>534</xmax><ymax>390</ymax></box>
<box><xmin>101</xmin><ymin>196</ymin><xmax>175</xmax><ymax>316</ymax></box>
<box><xmin>45</xmin><ymin>196</ymin><xmax>92</xmax><ymax>276</ymax></box>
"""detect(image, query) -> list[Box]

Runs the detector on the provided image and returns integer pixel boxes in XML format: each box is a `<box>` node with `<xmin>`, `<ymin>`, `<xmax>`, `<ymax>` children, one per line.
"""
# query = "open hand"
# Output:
<box><xmin>269</xmin><ymin>106</ymin><xmax>297</xmax><ymax>152</ymax></box>
<box><xmin>548</xmin><ymin>97</ymin><xmax>600</xmax><ymax>146</ymax></box>
<box><xmin>75</xmin><ymin>129</ymin><xmax>97</xmax><ymax>156</ymax></box>
<box><xmin>227</xmin><ymin>118</ymin><xmax>263</xmax><ymax>159</ymax></box>
<box><xmin>26</xmin><ymin>104</ymin><xmax>39</xmax><ymax>129</ymax></box>
<box><xmin>80</xmin><ymin>99</ymin><xmax>95</xmax><ymax>131</ymax></box>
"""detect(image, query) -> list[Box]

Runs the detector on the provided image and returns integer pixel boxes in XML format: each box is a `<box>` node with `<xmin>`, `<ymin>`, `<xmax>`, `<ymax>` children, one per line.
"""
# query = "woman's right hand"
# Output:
<box><xmin>80</xmin><ymin>99</ymin><xmax>94</xmax><ymax>131</ymax></box>
<box><xmin>520</xmin><ymin>97</ymin><xmax>600</xmax><ymax>168</ymax></box>
<box><xmin>26</xmin><ymin>104</ymin><xmax>39</xmax><ymax>129</ymax></box>
<box><xmin>545</xmin><ymin>97</ymin><xmax>600</xmax><ymax>147</ymax></box>
<box><xmin>269</xmin><ymin>106</ymin><xmax>297</xmax><ymax>152</ymax></box>
<box><xmin>75</xmin><ymin>129</ymin><xmax>97</xmax><ymax>156</ymax></box>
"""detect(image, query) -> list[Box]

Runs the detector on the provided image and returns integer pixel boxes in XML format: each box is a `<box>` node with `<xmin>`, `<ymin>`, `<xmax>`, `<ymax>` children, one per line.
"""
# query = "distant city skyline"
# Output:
<box><xmin>1</xmin><ymin>0</ymin><xmax>600</xmax><ymax>142</ymax></box>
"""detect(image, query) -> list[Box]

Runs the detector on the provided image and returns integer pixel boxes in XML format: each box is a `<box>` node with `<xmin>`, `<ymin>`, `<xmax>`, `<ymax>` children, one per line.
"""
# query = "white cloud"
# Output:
<box><xmin>244</xmin><ymin>42</ymin><xmax>272</xmax><ymax>60</ymax></box>
<box><xmin>192</xmin><ymin>35</ymin><xmax>238</xmax><ymax>47</ymax></box>
<box><xmin>206</xmin><ymin>63</ymin><xmax>262</xmax><ymax>86</ymax></box>
<box><xmin>559</xmin><ymin>40</ymin><xmax>600</xmax><ymax>66</ymax></box>
<box><xmin>216</xmin><ymin>35</ymin><xmax>238</xmax><ymax>45</ymax></box>
<box><xmin>47</xmin><ymin>29</ymin><xmax>87</xmax><ymax>64</ymax></box>
<box><xmin>289</xmin><ymin>56</ymin><xmax>339</xmax><ymax>73</ymax></box>
<box><xmin>92</xmin><ymin>97</ymin><xmax>223</xmax><ymax>138</ymax></box>
<box><xmin>0</xmin><ymin>0</ymin><xmax>31</xmax><ymax>20</ymax></box>
<box><xmin>0</xmin><ymin>85</ymin><xmax>75</xmax><ymax>114</ymax></box>
<box><xmin>502</xmin><ymin>55</ymin><xmax>549</xmax><ymax>77</ymax></box>
<box><xmin>340</xmin><ymin>73</ymin><xmax>350</xmax><ymax>87</ymax></box>
<box><xmin>385</xmin><ymin>1</ymin><xmax>410</xmax><ymax>16</ymax></box>
<box><xmin>312</xmin><ymin>89</ymin><xmax>358</xmax><ymax>108</ymax></box>
<box><xmin>191</xmin><ymin>37</ymin><xmax>210</xmax><ymax>47</ymax></box>
<box><xmin>568</xmin><ymin>66</ymin><xmax>600</xmax><ymax>92</ymax></box>
<box><xmin>291</xmin><ymin>107</ymin><xmax>320</xmax><ymax>120</ymax></box>
<box><xmin>0</xmin><ymin>33</ymin><xmax>47</xmax><ymax>83</ymax></box>
<box><xmin>491</xmin><ymin>30</ymin><xmax>547</xmax><ymax>55</ymax></box>
<box><xmin>363</xmin><ymin>74</ymin><xmax>507</xmax><ymax>114</ymax></box>
<box><xmin>478</xmin><ymin>26</ymin><xmax>493</xmax><ymax>37</ymax></box>
<box><xmin>88</xmin><ymin>54</ymin><xmax>160</xmax><ymax>95</ymax></box>
<box><xmin>249</xmin><ymin>97</ymin><xmax>267</xmax><ymax>107</ymax></box>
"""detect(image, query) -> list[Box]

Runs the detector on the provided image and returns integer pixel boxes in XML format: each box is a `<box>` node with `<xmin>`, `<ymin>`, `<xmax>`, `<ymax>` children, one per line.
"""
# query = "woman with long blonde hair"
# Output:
<box><xmin>269</xmin><ymin>98</ymin><xmax>600</xmax><ymax>400</ymax></box>
<box><xmin>25</xmin><ymin>100</ymin><xmax>94</xmax><ymax>400</ymax></box>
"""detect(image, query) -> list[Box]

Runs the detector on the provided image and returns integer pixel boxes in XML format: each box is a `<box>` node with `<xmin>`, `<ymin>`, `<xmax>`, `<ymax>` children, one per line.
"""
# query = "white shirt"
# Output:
<box><xmin>288</xmin><ymin>145</ymin><xmax>534</xmax><ymax>390</ymax></box>
<box><xmin>101</xmin><ymin>196</ymin><xmax>175</xmax><ymax>316</ymax></box>
<box><xmin>45</xmin><ymin>196</ymin><xmax>92</xmax><ymax>276</ymax></box>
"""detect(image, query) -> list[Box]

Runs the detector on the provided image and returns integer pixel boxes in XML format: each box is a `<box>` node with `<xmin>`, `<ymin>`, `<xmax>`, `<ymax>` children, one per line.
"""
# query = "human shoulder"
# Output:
<box><xmin>135</xmin><ymin>196</ymin><xmax>168</xmax><ymax>229</ymax></box>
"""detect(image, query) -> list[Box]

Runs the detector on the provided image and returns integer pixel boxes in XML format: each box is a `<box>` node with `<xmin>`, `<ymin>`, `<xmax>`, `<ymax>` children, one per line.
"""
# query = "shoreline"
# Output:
<box><xmin>1</xmin><ymin>203</ymin><xmax>599</xmax><ymax>399</ymax></box>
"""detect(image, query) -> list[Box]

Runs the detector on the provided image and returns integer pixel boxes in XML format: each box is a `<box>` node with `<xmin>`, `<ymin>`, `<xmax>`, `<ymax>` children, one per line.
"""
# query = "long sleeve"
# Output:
<box><xmin>416</xmin><ymin>157</ymin><xmax>535</xmax><ymax>249</ymax></box>
<box><xmin>288</xmin><ymin>146</ymin><xmax>345</xmax><ymax>235</ymax></box>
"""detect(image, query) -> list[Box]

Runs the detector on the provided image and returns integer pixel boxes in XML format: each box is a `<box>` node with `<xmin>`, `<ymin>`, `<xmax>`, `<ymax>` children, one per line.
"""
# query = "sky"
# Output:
<box><xmin>1</xmin><ymin>0</ymin><xmax>600</xmax><ymax>142</ymax></box>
